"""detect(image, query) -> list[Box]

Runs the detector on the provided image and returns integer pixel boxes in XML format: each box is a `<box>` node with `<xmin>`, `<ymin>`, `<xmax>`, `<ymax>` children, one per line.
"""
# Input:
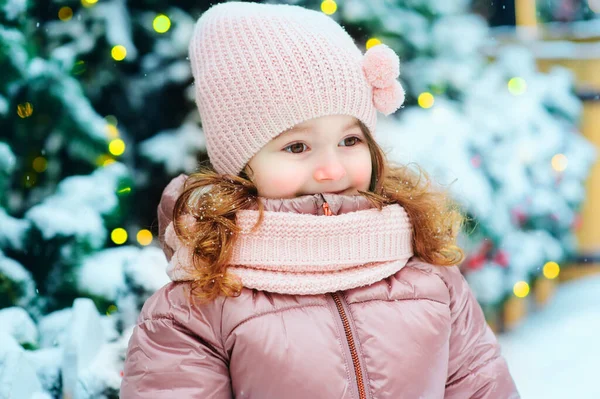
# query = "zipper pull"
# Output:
<box><xmin>322</xmin><ymin>202</ymin><xmax>333</xmax><ymax>216</ymax></box>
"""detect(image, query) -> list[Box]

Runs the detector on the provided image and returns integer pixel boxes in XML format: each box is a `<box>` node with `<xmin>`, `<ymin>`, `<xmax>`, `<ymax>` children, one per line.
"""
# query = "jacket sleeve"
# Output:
<box><xmin>120</xmin><ymin>284</ymin><xmax>232</xmax><ymax>399</ymax></box>
<box><xmin>437</xmin><ymin>266</ymin><xmax>520</xmax><ymax>399</ymax></box>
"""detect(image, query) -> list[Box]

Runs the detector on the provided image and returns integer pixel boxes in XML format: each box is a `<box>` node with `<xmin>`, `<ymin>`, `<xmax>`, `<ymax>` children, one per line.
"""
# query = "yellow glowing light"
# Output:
<box><xmin>111</xmin><ymin>228</ymin><xmax>128</xmax><ymax>245</ymax></box>
<box><xmin>366</xmin><ymin>38</ymin><xmax>382</xmax><ymax>50</ymax></box>
<box><xmin>106</xmin><ymin>304</ymin><xmax>118</xmax><ymax>316</ymax></box>
<box><xmin>111</xmin><ymin>45</ymin><xmax>127</xmax><ymax>61</ymax></box>
<box><xmin>153</xmin><ymin>14</ymin><xmax>171</xmax><ymax>33</ymax></box>
<box><xmin>81</xmin><ymin>0</ymin><xmax>98</xmax><ymax>8</ymax></box>
<box><xmin>17</xmin><ymin>102</ymin><xmax>33</xmax><ymax>118</ymax></box>
<box><xmin>543</xmin><ymin>261</ymin><xmax>560</xmax><ymax>279</ymax></box>
<box><xmin>58</xmin><ymin>7</ymin><xmax>73</xmax><ymax>21</ymax></box>
<box><xmin>321</xmin><ymin>0</ymin><xmax>337</xmax><ymax>15</ymax></box>
<box><xmin>513</xmin><ymin>281</ymin><xmax>530</xmax><ymax>298</ymax></box>
<box><xmin>508</xmin><ymin>77</ymin><xmax>527</xmax><ymax>95</ymax></box>
<box><xmin>109</xmin><ymin>139</ymin><xmax>126</xmax><ymax>156</ymax></box>
<box><xmin>418</xmin><ymin>92</ymin><xmax>435</xmax><ymax>109</ymax></box>
<box><xmin>589</xmin><ymin>0</ymin><xmax>600</xmax><ymax>13</ymax></box>
<box><xmin>118</xmin><ymin>187</ymin><xmax>131</xmax><ymax>195</ymax></box>
<box><xmin>96</xmin><ymin>154</ymin><xmax>116</xmax><ymax>167</ymax></box>
<box><xmin>33</xmin><ymin>157</ymin><xmax>48</xmax><ymax>173</ymax></box>
<box><xmin>137</xmin><ymin>229</ymin><xmax>153</xmax><ymax>246</ymax></box>
<box><xmin>103</xmin><ymin>158</ymin><xmax>116</xmax><ymax>167</ymax></box>
<box><xmin>106</xmin><ymin>124</ymin><xmax>119</xmax><ymax>138</ymax></box>
<box><xmin>551</xmin><ymin>153</ymin><xmax>568</xmax><ymax>172</ymax></box>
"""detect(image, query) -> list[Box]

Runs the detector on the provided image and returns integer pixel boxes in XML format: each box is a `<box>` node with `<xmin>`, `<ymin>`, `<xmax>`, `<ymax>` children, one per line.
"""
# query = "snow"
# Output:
<box><xmin>1</xmin><ymin>0</ymin><xmax>27</xmax><ymax>21</ymax></box>
<box><xmin>77</xmin><ymin>246</ymin><xmax>140</xmax><ymax>301</ymax></box>
<box><xmin>0</xmin><ymin>333</ymin><xmax>44</xmax><ymax>399</ymax></box>
<box><xmin>499</xmin><ymin>276</ymin><xmax>600</xmax><ymax>399</ymax></box>
<box><xmin>0</xmin><ymin>250</ymin><xmax>37</xmax><ymax>307</ymax></box>
<box><xmin>38</xmin><ymin>308</ymin><xmax>73</xmax><ymax>348</ymax></box>
<box><xmin>140</xmin><ymin>122</ymin><xmax>207</xmax><ymax>174</ymax></box>
<box><xmin>62</xmin><ymin>298</ymin><xmax>106</xmax><ymax>399</ymax></box>
<box><xmin>0</xmin><ymin>307</ymin><xmax>38</xmax><ymax>346</ymax></box>
<box><xmin>0</xmin><ymin>207</ymin><xmax>31</xmax><ymax>251</ymax></box>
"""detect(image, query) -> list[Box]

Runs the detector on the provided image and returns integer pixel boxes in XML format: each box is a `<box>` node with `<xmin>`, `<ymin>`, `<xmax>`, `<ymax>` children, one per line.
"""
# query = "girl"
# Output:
<box><xmin>121</xmin><ymin>2</ymin><xmax>519</xmax><ymax>398</ymax></box>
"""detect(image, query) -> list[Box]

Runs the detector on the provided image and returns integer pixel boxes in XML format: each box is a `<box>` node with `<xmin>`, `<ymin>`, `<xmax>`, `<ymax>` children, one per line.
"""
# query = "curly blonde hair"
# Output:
<box><xmin>173</xmin><ymin>121</ymin><xmax>464</xmax><ymax>302</ymax></box>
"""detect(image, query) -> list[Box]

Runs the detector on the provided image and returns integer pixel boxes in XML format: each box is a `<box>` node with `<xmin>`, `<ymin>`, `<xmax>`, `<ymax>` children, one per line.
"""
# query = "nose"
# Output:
<box><xmin>313</xmin><ymin>157</ymin><xmax>346</xmax><ymax>181</ymax></box>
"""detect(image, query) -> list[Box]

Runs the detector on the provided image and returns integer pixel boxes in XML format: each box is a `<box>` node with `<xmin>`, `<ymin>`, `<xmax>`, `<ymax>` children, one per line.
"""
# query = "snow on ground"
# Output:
<box><xmin>498</xmin><ymin>275</ymin><xmax>600</xmax><ymax>399</ymax></box>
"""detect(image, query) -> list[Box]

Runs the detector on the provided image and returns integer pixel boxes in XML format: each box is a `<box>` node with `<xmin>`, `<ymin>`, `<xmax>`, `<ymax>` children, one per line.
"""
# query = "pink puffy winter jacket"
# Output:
<box><xmin>120</xmin><ymin>175</ymin><xmax>519</xmax><ymax>398</ymax></box>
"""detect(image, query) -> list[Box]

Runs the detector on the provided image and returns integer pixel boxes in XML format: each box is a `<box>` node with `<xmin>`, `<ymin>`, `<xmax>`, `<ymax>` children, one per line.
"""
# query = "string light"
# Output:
<box><xmin>508</xmin><ymin>77</ymin><xmax>527</xmax><ymax>95</ymax></box>
<box><xmin>366</xmin><ymin>38</ymin><xmax>382</xmax><ymax>50</ymax></box>
<box><xmin>109</xmin><ymin>139</ymin><xmax>126</xmax><ymax>156</ymax></box>
<box><xmin>81</xmin><ymin>0</ymin><xmax>98</xmax><ymax>8</ymax></box>
<box><xmin>137</xmin><ymin>229</ymin><xmax>153</xmax><ymax>246</ymax></box>
<box><xmin>17</xmin><ymin>102</ymin><xmax>33</xmax><ymax>118</ymax></box>
<box><xmin>111</xmin><ymin>228</ymin><xmax>128</xmax><ymax>245</ymax></box>
<box><xmin>153</xmin><ymin>14</ymin><xmax>171</xmax><ymax>33</ymax></box>
<box><xmin>543</xmin><ymin>261</ymin><xmax>560</xmax><ymax>279</ymax></box>
<box><xmin>111</xmin><ymin>45</ymin><xmax>127</xmax><ymax>61</ymax></box>
<box><xmin>117</xmin><ymin>187</ymin><xmax>131</xmax><ymax>195</ymax></box>
<box><xmin>551</xmin><ymin>154</ymin><xmax>568</xmax><ymax>172</ymax></box>
<box><xmin>58</xmin><ymin>7</ymin><xmax>73</xmax><ymax>21</ymax></box>
<box><xmin>321</xmin><ymin>0</ymin><xmax>337</xmax><ymax>15</ymax></box>
<box><xmin>32</xmin><ymin>157</ymin><xmax>47</xmax><ymax>173</ymax></box>
<box><xmin>418</xmin><ymin>92</ymin><xmax>435</xmax><ymax>108</ymax></box>
<box><xmin>513</xmin><ymin>281</ymin><xmax>530</xmax><ymax>298</ymax></box>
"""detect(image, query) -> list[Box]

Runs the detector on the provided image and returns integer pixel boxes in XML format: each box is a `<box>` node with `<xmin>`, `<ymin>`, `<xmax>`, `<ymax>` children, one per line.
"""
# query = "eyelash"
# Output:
<box><xmin>283</xmin><ymin>136</ymin><xmax>363</xmax><ymax>154</ymax></box>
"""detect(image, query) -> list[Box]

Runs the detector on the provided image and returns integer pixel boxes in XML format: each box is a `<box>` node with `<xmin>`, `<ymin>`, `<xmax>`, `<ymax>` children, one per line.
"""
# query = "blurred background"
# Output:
<box><xmin>0</xmin><ymin>0</ymin><xmax>598</xmax><ymax>397</ymax></box>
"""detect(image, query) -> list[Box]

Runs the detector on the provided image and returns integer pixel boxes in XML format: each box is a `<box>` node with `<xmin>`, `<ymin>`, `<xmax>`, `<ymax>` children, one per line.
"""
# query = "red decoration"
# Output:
<box><xmin>466</xmin><ymin>254</ymin><xmax>486</xmax><ymax>270</ymax></box>
<box><xmin>572</xmin><ymin>214</ymin><xmax>583</xmax><ymax>230</ymax></box>
<box><xmin>470</xmin><ymin>155</ymin><xmax>482</xmax><ymax>168</ymax></box>
<box><xmin>493</xmin><ymin>250</ymin><xmax>510</xmax><ymax>268</ymax></box>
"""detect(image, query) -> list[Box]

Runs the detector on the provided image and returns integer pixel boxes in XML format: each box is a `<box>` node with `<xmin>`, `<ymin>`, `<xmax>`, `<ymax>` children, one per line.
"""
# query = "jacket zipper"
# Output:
<box><xmin>322</xmin><ymin>198</ymin><xmax>367</xmax><ymax>399</ymax></box>
<box><xmin>331</xmin><ymin>293</ymin><xmax>367</xmax><ymax>399</ymax></box>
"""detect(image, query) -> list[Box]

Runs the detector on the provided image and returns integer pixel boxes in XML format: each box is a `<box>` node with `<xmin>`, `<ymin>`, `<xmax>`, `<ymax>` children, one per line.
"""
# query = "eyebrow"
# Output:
<box><xmin>283</xmin><ymin>120</ymin><xmax>361</xmax><ymax>136</ymax></box>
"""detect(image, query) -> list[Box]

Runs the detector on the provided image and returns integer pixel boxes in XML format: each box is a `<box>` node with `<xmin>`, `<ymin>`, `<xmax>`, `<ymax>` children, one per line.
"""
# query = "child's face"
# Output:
<box><xmin>245</xmin><ymin>115</ymin><xmax>372</xmax><ymax>198</ymax></box>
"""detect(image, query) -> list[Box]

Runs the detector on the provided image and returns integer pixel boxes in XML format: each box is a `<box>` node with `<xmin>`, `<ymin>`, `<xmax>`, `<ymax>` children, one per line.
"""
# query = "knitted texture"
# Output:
<box><xmin>188</xmin><ymin>2</ymin><xmax>405</xmax><ymax>176</ymax></box>
<box><xmin>165</xmin><ymin>195</ymin><xmax>414</xmax><ymax>295</ymax></box>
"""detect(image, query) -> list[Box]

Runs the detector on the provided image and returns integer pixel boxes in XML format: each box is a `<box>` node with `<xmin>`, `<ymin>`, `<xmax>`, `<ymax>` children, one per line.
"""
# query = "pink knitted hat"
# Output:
<box><xmin>189</xmin><ymin>1</ymin><xmax>405</xmax><ymax>176</ymax></box>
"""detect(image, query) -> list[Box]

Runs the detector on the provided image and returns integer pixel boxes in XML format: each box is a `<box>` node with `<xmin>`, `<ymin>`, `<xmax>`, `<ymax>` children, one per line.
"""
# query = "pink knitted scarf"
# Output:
<box><xmin>165</xmin><ymin>193</ymin><xmax>413</xmax><ymax>295</ymax></box>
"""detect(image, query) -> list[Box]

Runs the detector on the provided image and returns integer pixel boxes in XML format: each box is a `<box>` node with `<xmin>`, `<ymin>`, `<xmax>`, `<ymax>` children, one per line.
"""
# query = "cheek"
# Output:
<box><xmin>253</xmin><ymin>163</ymin><xmax>306</xmax><ymax>198</ymax></box>
<box><xmin>348</xmin><ymin>151</ymin><xmax>372</xmax><ymax>190</ymax></box>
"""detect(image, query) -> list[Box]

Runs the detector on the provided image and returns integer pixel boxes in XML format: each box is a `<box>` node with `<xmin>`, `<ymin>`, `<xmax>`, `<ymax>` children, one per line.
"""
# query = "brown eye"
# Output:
<box><xmin>284</xmin><ymin>143</ymin><xmax>308</xmax><ymax>153</ymax></box>
<box><xmin>341</xmin><ymin>137</ymin><xmax>361</xmax><ymax>147</ymax></box>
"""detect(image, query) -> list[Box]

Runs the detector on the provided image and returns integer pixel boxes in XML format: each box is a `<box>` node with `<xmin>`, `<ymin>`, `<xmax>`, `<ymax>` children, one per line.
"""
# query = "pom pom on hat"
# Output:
<box><xmin>362</xmin><ymin>44</ymin><xmax>405</xmax><ymax>115</ymax></box>
<box><xmin>373</xmin><ymin>81</ymin><xmax>405</xmax><ymax>116</ymax></box>
<box><xmin>362</xmin><ymin>44</ymin><xmax>400</xmax><ymax>88</ymax></box>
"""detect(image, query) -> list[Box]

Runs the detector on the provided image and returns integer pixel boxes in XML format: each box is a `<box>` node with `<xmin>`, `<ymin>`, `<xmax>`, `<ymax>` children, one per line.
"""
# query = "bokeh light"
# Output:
<box><xmin>111</xmin><ymin>228</ymin><xmax>128</xmax><ymax>245</ymax></box>
<box><xmin>153</xmin><ymin>14</ymin><xmax>171</xmax><ymax>33</ymax></box>
<box><xmin>543</xmin><ymin>261</ymin><xmax>560</xmax><ymax>279</ymax></box>
<box><xmin>81</xmin><ymin>0</ymin><xmax>98</xmax><ymax>8</ymax></box>
<box><xmin>321</xmin><ymin>0</ymin><xmax>337</xmax><ymax>15</ymax></box>
<box><xmin>33</xmin><ymin>157</ymin><xmax>47</xmax><ymax>173</ymax></box>
<box><xmin>552</xmin><ymin>153</ymin><xmax>568</xmax><ymax>172</ymax></box>
<box><xmin>109</xmin><ymin>139</ymin><xmax>126</xmax><ymax>156</ymax></box>
<box><xmin>58</xmin><ymin>7</ymin><xmax>73</xmax><ymax>21</ymax></box>
<box><xmin>17</xmin><ymin>102</ymin><xmax>33</xmax><ymax>118</ymax></box>
<box><xmin>513</xmin><ymin>281</ymin><xmax>530</xmax><ymax>298</ymax></box>
<box><xmin>366</xmin><ymin>38</ymin><xmax>382</xmax><ymax>50</ymax></box>
<box><xmin>137</xmin><ymin>229</ymin><xmax>153</xmax><ymax>246</ymax></box>
<box><xmin>418</xmin><ymin>92</ymin><xmax>435</xmax><ymax>108</ymax></box>
<box><xmin>589</xmin><ymin>0</ymin><xmax>600</xmax><ymax>13</ymax></box>
<box><xmin>508</xmin><ymin>77</ymin><xmax>527</xmax><ymax>95</ymax></box>
<box><xmin>106</xmin><ymin>304</ymin><xmax>118</xmax><ymax>316</ymax></box>
<box><xmin>23</xmin><ymin>172</ymin><xmax>37</xmax><ymax>188</ymax></box>
<box><xmin>111</xmin><ymin>45</ymin><xmax>127</xmax><ymax>61</ymax></box>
